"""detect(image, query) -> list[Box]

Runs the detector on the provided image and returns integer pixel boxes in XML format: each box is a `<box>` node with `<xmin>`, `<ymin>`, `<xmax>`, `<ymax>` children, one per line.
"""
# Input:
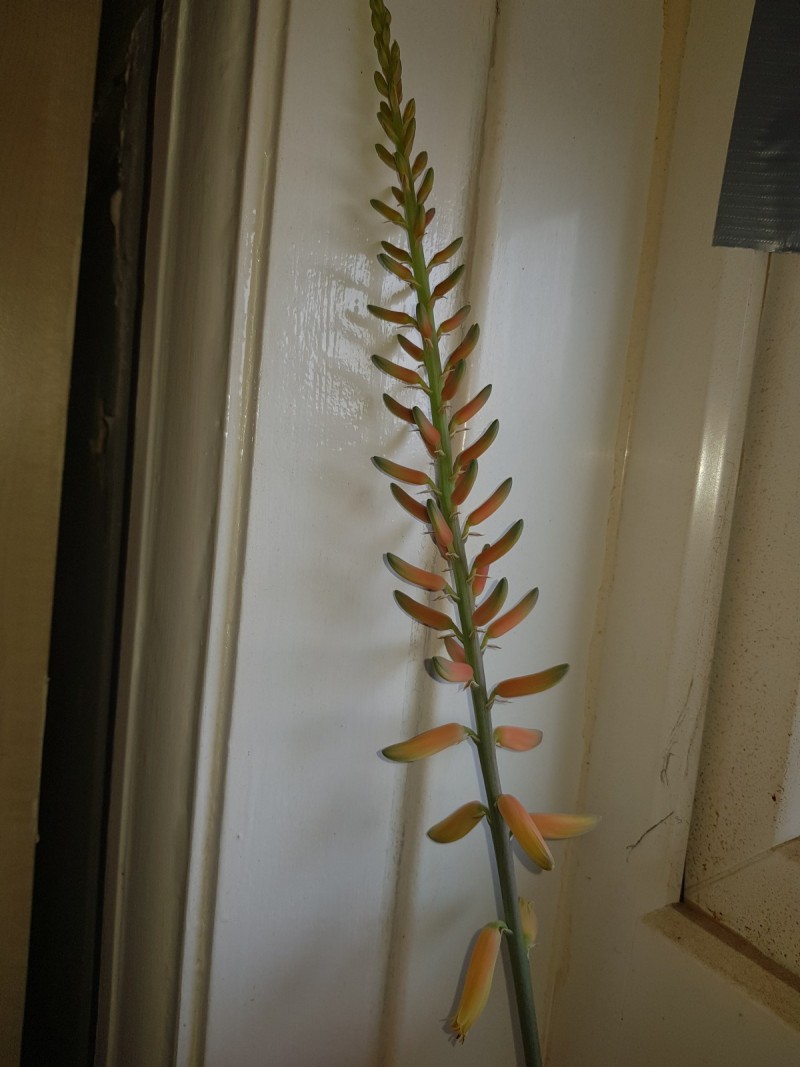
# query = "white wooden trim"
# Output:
<box><xmin>96</xmin><ymin>0</ymin><xmax>269</xmax><ymax>1061</ymax></box>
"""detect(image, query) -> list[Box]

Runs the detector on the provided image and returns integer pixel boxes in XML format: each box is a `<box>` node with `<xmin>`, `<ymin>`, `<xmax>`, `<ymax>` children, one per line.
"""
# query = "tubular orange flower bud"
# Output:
<box><xmin>426</xmin><ymin>499</ymin><xmax>453</xmax><ymax>550</ymax></box>
<box><xmin>413</xmin><ymin>205</ymin><xmax>426</xmax><ymax>240</ymax></box>
<box><xmin>466</xmin><ymin>478</ymin><xmax>512</xmax><ymax>529</ymax></box>
<box><xmin>372</xmin><ymin>456</ymin><xmax>430</xmax><ymax>486</ymax></box>
<box><xmin>455</xmin><ymin>419</ymin><xmax>499</xmax><ymax>472</ymax></box>
<box><xmin>451</xmin><ymin>460</ymin><xmax>478</xmax><ymax>506</ymax></box>
<box><xmin>444</xmin><ymin>323</ymin><xmax>480</xmax><ymax>370</ymax></box>
<box><xmin>371</xmin><ymin>354</ymin><xmax>425</xmax><ymax>387</ymax></box>
<box><xmin>375</xmin><ymin>142</ymin><xmax>396</xmax><ymax>168</ymax></box>
<box><xmin>451</xmin><ymin>923</ymin><xmax>505</xmax><ymax>1043</ymax></box>
<box><xmin>443</xmin><ymin>635</ymin><xmax>466</xmax><ymax>662</ymax></box>
<box><xmin>385</xmin><ymin>552</ymin><xmax>446</xmax><ymax>592</ymax></box>
<box><xmin>412</xmin><ymin>407</ymin><xmax>441</xmax><ymax>454</ymax></box>
<box><xmin>519</xmin><ymin>897</ymin><xmax>538</xmax><ymax>952</ymax></box>
<box><xmin>496</xmin><ymin>795</ymin><xmax>555</xmax><ymax>871</ymax></box>
<box><xmin>424</xmin><ymin>206</ymin><xmax>435</xmax><ymax>227</ymax></box>
<box><xmin>432</xmin><ymin>264</ymin><xmax>465</xmax><ymax>303</ymax></box>
<box><xmin>377</xmin><ymin>253</ymin><xmax>414</xmax><ymax>284</ymax></box>
<box><xmin>394</xmin><ymin>589</ymin><xmax>453</xmax><ymax>630</ymax></box>
<box><xmin>397</xmin><ymin>333</ymin><xmax>424</xmax><ymax>361</ymax></box>
<box><xmin>377</xmin><ymin>109</ymin><xmax>396</xmax><ymax>142</ymax></box>
<box><xmin>382</xmin><ymin>722</ymin><xmax>468</xmax><ymax>762</ymax></box>
<box><xmin>382</xmin><ymin>393</ymin><xmax>414</xmax><ymax>423</ymax></box>
<box><xmin>428</xmin><ymin>236</ymin><xmax>463</xmax><ymax>269</ymax></box>
<box><xmin>427</xmin><ymin>800</ymin><xmax>486</xmax><ymax>843</ymax></box>
<box><xmin>473</xmin><ymin>518</ymin><xmax>523</xmax><ymax>570</ymax></box>
<box><xmin>486</xmin><ymin>588</ymin><xmax>539</xmax><ymax>639</ymax></box>
<box><xmin>472</xmin><ymin>578</ymin><xmax>509</xmax><ymax>627</ymax></box>
<box><xmin>439</xmin><ymin>304</ymin><xmax>471</xmax><ymax>335</ymax></box>
<box><xmin>389</xmin><ymin>482</ymin><xmax>429</xmax><ymax>522</ymax></box>
<box><xmin>417</xmin><ymin>301</ymin><xmax>433</xmax><ymax>339</ymax></box>
<box><xmin>373</xmin><ymin>71</ymin><xmax>388</xmax><ymax>96</ymax></box>
<box><xmin>367</xmin><ymin>304</ymin><xmax>417</xmax><ymax>327</ymax></box>
<box><xmin>430</xmin><ymin>656</ymin><xmax>474</xmax><ymax>685</ymax></box>
<box><xmin>402</xmin><ymin>97</ymin><xmax>415</xmax><ymax>124</ymax></box>
<box><xmin>402</xmin><ymin>116</ymin><xmax>416</xmax><ymax>155</ymax></box>
<box><xmin>416</xmin><ymin>166</ymin><xmax>434</xmax><ymax>204</ymax></box>
<box><xmin>494</xmin><ymin>663</ymin><xmax>569</xmax><ymax>700</ymax></box>
<box><xmin>450</xmin><ymin>384</ymin><xmax>492</xmax><ymax>431</ymax></box>
<box><xmin>370</xmin><ymin>198</ymin><xmax>405</xmax><ymax>226</ymax></box>
<box><xmin>441</xmin><ymin>359</ymin><xmax>466</xmax><ymax>402</ymax></box>
<box><xmin>390</xmin><ymin>185</ymin><xmax>404</xmax><ymax>206</ymax></box>
<box><xmin>528</xmin><ymin>813</ymin><xmax>600</xmax><ymax>839</ymax></box>
<box><xmin>472</xmin><ymin>556</ymin><xmax>490</xmax><ymax>597</ymax></box>
<box><xmin>411</xmin><ymin>150</ymin><xmax>428</xmax><ymax>177</ymax></box>
<box><xmin>381</xmin><ymin>239</ymin><xmax>411</xmax><ymax>263</ymax></box>
<box><xmin>494</xmin><ymin>726</ymin><xmax>543</xmax><ymax>752</ymax></box>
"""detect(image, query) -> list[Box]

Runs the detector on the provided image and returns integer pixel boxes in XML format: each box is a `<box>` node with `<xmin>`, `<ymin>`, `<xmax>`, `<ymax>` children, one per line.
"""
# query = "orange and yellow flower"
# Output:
<box><xmin>426</xmin><ymin>800</ymin><xmax>486</xmax><ymax>843</ymax></box>
<box><xmin>451</xmin><ymin>922</ymin><xmax>505</xmax><ymax>1042</ymax></box>
<box><xmin>496</xmin><ymin>794</ymin><xmax>555</xmax><ymax>871</ymax></box>
<box><xmin>381</xmin><ymin>722</ymin><xmax>468</xmax><ymax>762</ymax></box>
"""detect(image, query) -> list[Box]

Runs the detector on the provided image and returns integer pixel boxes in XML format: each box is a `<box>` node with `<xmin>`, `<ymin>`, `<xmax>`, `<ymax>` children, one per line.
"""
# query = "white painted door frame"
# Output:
<box><xmin>95</xmin><ymin>0</ymin><xmax>284</xmax><ymax>1062</ymax></box>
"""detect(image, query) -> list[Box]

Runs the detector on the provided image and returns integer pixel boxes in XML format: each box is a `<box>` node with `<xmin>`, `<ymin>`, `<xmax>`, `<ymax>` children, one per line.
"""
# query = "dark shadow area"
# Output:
<box><xmin>21</xmin><ymin>1</ymin><xmax>160</xmax><ymax>1062</ymax></box>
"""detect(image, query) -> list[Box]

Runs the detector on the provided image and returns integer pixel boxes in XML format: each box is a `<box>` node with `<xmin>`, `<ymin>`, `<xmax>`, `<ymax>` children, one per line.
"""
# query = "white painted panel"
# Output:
<box><xmin>205</xmin><ymin>2</ymin><xmax>497</xmax><ymax>1063</ymax></box>
<box><xmin>204</xmin><ymin>1</ymin><xmax>660</xmax><ymax>1063</ymax></box>
<box><xmin>387</xmin><ymin>1</ymin><xmax>662</xmax><ymax>1062</ymax></box>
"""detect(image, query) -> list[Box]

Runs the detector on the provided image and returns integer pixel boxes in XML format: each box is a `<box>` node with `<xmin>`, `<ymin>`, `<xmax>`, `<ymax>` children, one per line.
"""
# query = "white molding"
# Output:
<box><xmin>96</xmin><ymin>0</ymin><xmax>273</xmax><ymax>1062</ymax></box>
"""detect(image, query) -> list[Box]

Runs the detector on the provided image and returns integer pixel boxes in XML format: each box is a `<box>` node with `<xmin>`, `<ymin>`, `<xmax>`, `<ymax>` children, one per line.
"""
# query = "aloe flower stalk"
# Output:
<box><xmin>364</xmin><ymin>2</ymin><xmax>597</xmax><ymax>1061</ymax></box>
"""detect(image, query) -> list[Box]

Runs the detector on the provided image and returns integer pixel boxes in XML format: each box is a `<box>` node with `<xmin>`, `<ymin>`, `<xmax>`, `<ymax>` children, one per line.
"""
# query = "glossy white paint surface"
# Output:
<box><xmin>203</xmin><ymin>1</ymin><xmax>661</xmax><ymax>1063</ymax></box>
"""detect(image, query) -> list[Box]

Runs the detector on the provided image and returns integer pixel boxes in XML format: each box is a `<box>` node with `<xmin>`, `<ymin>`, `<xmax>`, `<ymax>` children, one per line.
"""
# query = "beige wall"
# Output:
<box><xmin>0</xmin><ymin>1</ymin><xmax>101</xmax><ymax>1059</ymax></box>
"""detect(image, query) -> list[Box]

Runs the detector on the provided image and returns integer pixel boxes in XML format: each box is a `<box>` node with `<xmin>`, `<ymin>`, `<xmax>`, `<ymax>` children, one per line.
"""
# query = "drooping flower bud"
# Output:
<box><xmin>372</xmin><ymin>456</ymin><xmax>430</xmax><ymax>486</ymax></box>
<box><xmin>394</xmin><ymin>589</ymin><xmax>453</xmax><ymax>630</ymax></box>
<box><xmin>385</xmin><ymin>552</ymin><xmax>446</xmax><ymax>592</ymax></box>
<box><xmin>473</xmin><ymin>519</ymin><xmax>523</xmax><ymax>571</ymax></box>
<box><xmin>454</xmin><ymin>419</ymin><xmax>499</xmax><ymax>472</ymax></box>
<box><xmin>389</xmin><ymin>483</ymin><xmax>429</xmax><ymax>522</ymax></box>
<box><xmin>472</xmin><ymin>578</ymin><xmax>508</xmax><ymax>627</ymax></box>
<box><xmin>465</xmin><ymin>477</ymin><xmax>512</xmax><ymax>529</ymax></box>
<box><xmin>382</xmin><ymin>722</ymin><xmax>468</xmax><ymax>762</ymax></box>
<box><xmin>493</xmin><ymin>663</ymin><xmax>569</xmax><ymax>700</ymax></box>
<box><xmin>427</xmin><ymin>800</ymin><xmax>486</xmax><ymax>843</ymax></box>
<box><xmin>451</xmin><ymin>923</ymin><xmax>505</xmax><ymax>1043</ymax></box>
<box><xmin>528</xmin><ymin>813</ymin><xmax>600</xmax><ymax>839</ymax></box>
<box><xmin>519</xmin><ymin>897</ymin><xmax>538</xmax><ymax>952</ymax></box>
<box><xmin>371</xmin><ymin>354</ymin><xmax>425</xmax><ymax>386</ymax></box>
<box><xmin>426</xmin><ymin>499</ymin><xmax>453</xmax><ymax>552</ymax></box>
<box><xmin>430</xmin><ymin>656</ymin><xmax>473</xmax><ymax>685</ymax></box>
<box><xmin>486</xmin><ymin>588</ymin><xmax>539</xmax><ymax>639</ymax></box>
<box><xmin>451</xmin><ymin>460</ymin><xmax>478</xmax><ymax>507</ymax></box>
<box><xmin>496</xmin><ymin>795</ymin><xmax>554</xmax><ymax>871</ymax></box>
<box><xmin>493</xmin><ymin>726</ymin><xmax>543</xmax><ymax>752</ymax></box>
<box><xmin>428</xmin><ymin>236</ymin><xmax>463</xmax><ymax>269</ymax></box>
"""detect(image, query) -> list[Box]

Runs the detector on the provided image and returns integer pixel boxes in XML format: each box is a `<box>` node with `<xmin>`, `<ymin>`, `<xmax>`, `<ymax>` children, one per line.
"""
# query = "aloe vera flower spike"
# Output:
<box><xmin>365</xmin><ymin>1</ymin><xmax>598</xmax><ymax>1061</ymax></box>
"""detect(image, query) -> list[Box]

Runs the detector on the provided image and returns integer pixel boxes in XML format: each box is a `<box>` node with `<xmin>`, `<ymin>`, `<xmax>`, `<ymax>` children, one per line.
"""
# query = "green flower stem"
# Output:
<box><xmin>373</xmin><ymin>18</ymin><xmax>542</xmax><ymax>1064</ymax></box>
